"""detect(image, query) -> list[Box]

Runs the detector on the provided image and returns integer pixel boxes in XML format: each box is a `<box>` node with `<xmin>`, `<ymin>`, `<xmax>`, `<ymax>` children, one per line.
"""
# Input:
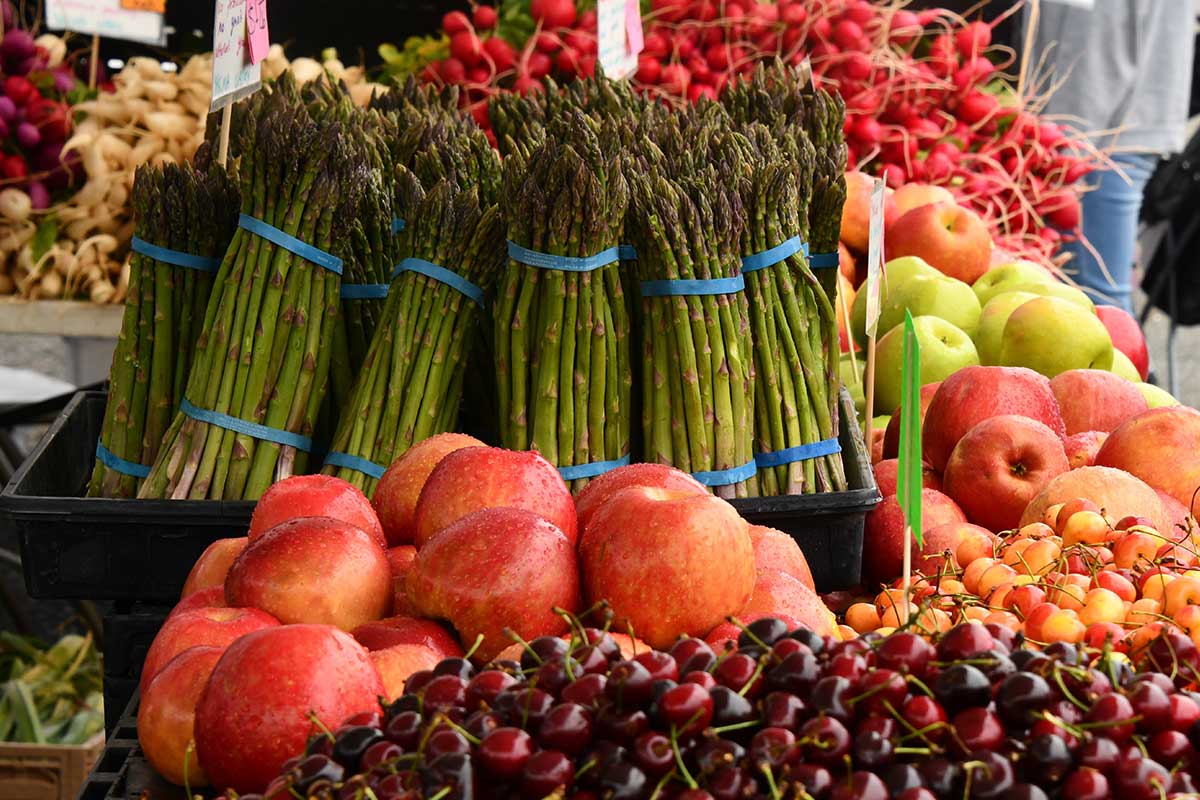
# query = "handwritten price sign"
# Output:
<box><xmin>211</xmin><ymin>0</ymin><xmax>262</xmax><ymax>112</ymax></box>
<box><xmin>245</xmin><ymin>0</ymin><xmax>269</xmax><ymax>65</ymax></box>
<box><xmin>45</xmin><ymin>0</ymin><xmax>165</xmax><ymax>45</ymax></box>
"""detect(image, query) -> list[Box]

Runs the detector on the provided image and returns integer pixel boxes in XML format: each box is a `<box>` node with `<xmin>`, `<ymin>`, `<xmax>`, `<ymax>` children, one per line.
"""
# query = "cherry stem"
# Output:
<box><xmin>736</xmin><ymin>660</ymin><xmax>766</xmax><ymax>699</ymax></box>
<box><xmin>426</xmin><ymin>787</ymin><xmax>452</xmax><ymax>800</ymax></box>
<box><xmin>668</xmin><ymin>725</ymin><xmax>699</xmax><ymax>790</ymax></box>
<box><xmin>710</xmin><ymin>718</ymin><xmax>763</xmax><ymax>735</ymax></box>
<box><xmin>462</xmin><ymin>633</ymin><xmax>485</xmax><ymax>662</ymax></box>
<box><xmin>648</xmin><ymin>769</ymin><xmax>676</xmax><ymax>800</ymax></box>
<box><xmin>305</xmin><ymin>711</ymin><xmax>335</xmax><ymax>741</ymax></box>
<box><xmin>759</xmin><ymin>762</ymin><xmax>784</xmax><ymax>800</ymax></box>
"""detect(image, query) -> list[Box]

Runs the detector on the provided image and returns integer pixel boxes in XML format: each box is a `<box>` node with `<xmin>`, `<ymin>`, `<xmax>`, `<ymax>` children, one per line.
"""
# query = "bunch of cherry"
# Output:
<box><xmin>244</xmin><ymin>619</ymin><xmax>1200</xmax><ymax>800</ymax></box>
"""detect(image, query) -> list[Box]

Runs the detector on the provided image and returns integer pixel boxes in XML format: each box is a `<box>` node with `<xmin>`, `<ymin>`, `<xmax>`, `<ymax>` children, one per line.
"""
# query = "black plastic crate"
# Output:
<box><xmin>102</xmin><ymin>603</ymin><xmax>170</xmax><ymax>737</ymax></box>
<box><xmin>0</xmin><ymin>391</ymin><xmax>254</xmax><ymax>602</ymax></box>
<box><xmin>729</xmin><ymin>387</ymin><xmax>880</xmax><ymax>592</ymax></box>
<box><xmin>79</xmin><ymin>694</ymin><xmax>189</xmax><ymax>800</ymax></box>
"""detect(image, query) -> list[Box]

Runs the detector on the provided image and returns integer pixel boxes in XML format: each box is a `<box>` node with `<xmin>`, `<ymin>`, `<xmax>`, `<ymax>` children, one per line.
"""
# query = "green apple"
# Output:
<box><xmin>972</xmin><ymin>260</ymin><xmax>1054</xmax><ymax>306</ymax></box>
<box><xmin>852</xmin><ymin>273</ymin><xmax>979</xmax><ymax>347</ymax></box>
<box><xmin>973</xmin><ymin>290</ymin><xmax>1040</xmax><ymax>366</ymax></box>
<box><xmin>1138</xmin><ymin>382</ymin><xmax>1181</xmax><ymax>408</ymax></box>
<box><xmin>999</xmin><ymin>296</ymin><xmax>1114</xmax><ymax>377</ymax></box>
<box><xmin>1109</xmin><ymin>349</ymin><xmax>1142</xmax><ymax>383</ymax></box>
<box><xmin>850</xmin><ymin>256</ymin><xmax>941</xmax><ymax>343</ymax></box>
<box><xmin>874</xmin><ymin>316</ymin><xmax>979</xmax><ymax>412</ymax></box>
<box><xmin>1002</xmin><ymin>280</ymin><xmax>1095</xmax><ymax>312</ymax></box>
<box><xmin>840</xmin><ymin>352</ymin><xmax>866</xmax><ymax>416</ymax></box>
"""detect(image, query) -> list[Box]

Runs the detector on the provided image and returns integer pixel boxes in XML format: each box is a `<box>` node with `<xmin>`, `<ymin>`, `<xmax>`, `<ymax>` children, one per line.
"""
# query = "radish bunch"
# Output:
<box><xmin>416</xmin><ymin>0</ymin><xmax>1104</xmax><ymax>266</ymax></box>
<box><xmin>0</xmin><ymin>2</ymin><xmax>87</xmax><ymax>210</ymax></box>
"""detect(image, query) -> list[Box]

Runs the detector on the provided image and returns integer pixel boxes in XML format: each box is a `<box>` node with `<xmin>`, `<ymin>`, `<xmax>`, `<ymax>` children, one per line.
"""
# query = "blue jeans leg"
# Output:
<box><xmin>1061</xmin><ymin>152</ymin><xmax>1158</xmax><ymax>314</ymax></box>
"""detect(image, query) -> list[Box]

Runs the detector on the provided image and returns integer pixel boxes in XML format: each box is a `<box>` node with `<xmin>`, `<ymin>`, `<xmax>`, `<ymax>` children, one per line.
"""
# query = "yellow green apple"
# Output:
<box><xmin>851</xmin><ymin>259</ymin><xmax>978</xmax><ymax>346</ymax></box>
<box><xmin>972</xmin><ymin>260</ymin><xmax>1054</xmax><ymax>306</ymax></box>
<box><xmin>1005</xmin><ymin>280</ymin><xmax>1095</xmax><ymax>312</ymax></box>
<box><xmin>1138</xmin><ymin>382</ymin><xmax>1181</xmax><ymax>408</ymax></box>
<box><xmin>1109</xmin><ymin>350</ymin><xmax>1142</xmax><ymax>383</ymax></box>
<box><xmin>999</xmin><ymin>296</ymin><xmax>1114</xmax><ymax>377</ymax></box>
<box><xmin>874</xmin><ymin>316</ymin><xmax>980</xmax><ymax>412</ymax></box>
<box><xmin>973</xmin><ymin>291</ymin><xmax>1040</xmax><ymax>366</ymax></box>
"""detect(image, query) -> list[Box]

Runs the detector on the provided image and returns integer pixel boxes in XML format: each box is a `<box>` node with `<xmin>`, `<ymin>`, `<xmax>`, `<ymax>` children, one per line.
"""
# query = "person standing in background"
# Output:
<box><xmin>1029</xmin><ymin>0</ymin><xmax>1195</xmax><ymax>314</ymax></box>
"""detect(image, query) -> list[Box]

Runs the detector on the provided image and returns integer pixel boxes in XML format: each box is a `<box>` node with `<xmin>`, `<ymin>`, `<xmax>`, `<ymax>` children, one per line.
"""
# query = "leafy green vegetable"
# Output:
<box><xmin>30</xmin><ymin>214</ymin><xmax>59</xmax><ymax>266</ymax></box>
<box><xmin>0</xmin><ymin>632</ymin><xmax>103</xmax><ymax>745</ymax></box>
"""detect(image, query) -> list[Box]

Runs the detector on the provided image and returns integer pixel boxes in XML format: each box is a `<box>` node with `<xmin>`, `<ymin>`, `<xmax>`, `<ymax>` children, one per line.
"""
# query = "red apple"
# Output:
<box><xmin>573</xmin><ymin>463</ymin><xmax>707</xmax><ymax>535</ymax></box>
<box><xmin>942</xmin><ymin>415</ymin><xmax>1069</xmax><ymax>533</ymax></box>
<box><xmin>1095</xmin><ymin>305</ymin><xmax>1149</xmax><ymax>380</ymax></box>
<box><xmin>1096</xmin><ymin>406</ymin><xmax>1200</xmax><ymax>512</ymax></box>
<box><xmin>387</xmin><ymin>545</ymin><xmax>418</xmax><ymax>615</ymax></box>
<box><xmin>882</xmin><ymin>382</ymin><xmax>941</xmax><ymax>460</ymax></box>
<box><xmin>748</xmin><ymin>525</ymin><xmax>815</xmax><ymax>591</ymax></box>
<box><xmin>225</xmin><ymin>516</ymin><xmax>392</xmax><ymax>631</ymax></box>
<box><xmin>351</xmin><ymin>615</ymin><xmax>463</xmax><ymax>658</ymax></box>
<box><xmin>1157</xmin><ymin>489</ymin><xmax>1193</xmax><ymax>533</ymax></box>
<box><xmin>140</xmin><ymin>606</ymin><xmax>279</xmax><ymax>692</ymax></box>
<box><xmin>167</xmin><ymin>585</ymin><xmax>227</xmax><ymax>621</ymax></box>
<box><xmin>890</xmin><ymin>183</ymin><xmax>957</xmax><ymax>219</ymax></box>
<box><xmin>248</xmin><ymin>475</ymin><xmax>384</xmax><ymax>550</ymax></box>
<box><xmin>885</xmin><ymin>202</ymin><xmax>992</xmax><ymax>284</ymax></box>
<box><xmin>842</xmin><ymin>170</ymin><xmax>896</xmax><ymax>252</ymax></box>
<box><xmin>873</xmin><ymin>458</ymin><xmax>941</xmax><ymax>497</ymax></box>
<box><xmin>739</xmin><ymin>569</ymin><xmax>838</xmax><ymax>638</ymax></box>
<box><xmin>580</xmin><ymin>487</ymin><xmax>755</xmax><ymax>649</ymax></box>
<box><xmin>195</xmin><ymin>624</ymin><xmax>384</xmax><ymax>793</ymax></box>
<box><xmin>838</xmin><ymin>242</ymin><xmax>857</xmax><ymax>286</ymax></box>
<box><xmin>407</xmin><ymin>507</ymin><xmax>579</xmax><ymax>662</ymax></box>
<box><xmin>922</xmin><ymin>366</ymin><xmax>1066</xmax><ymax>472</ymax></box>
<box><xmin>916</xmin><ymin>522</ymin><xmax>996</xmax><ymax>574</ymax></box>
<box><xmin>413</xmin><ymin>447</ymin><xmax>577</xmax><ymax>548</ymax></box>
<box><xmin>138</xmin><ymin>646</ymin><xmax>223</xmax><ymax>786</ymax></box>
<box><xmin>371</xmin><ymin>644</ymin><xmax>444</xmax><ymax>701</ymax></box>
<box><xmin>181</xmin><ymin>538</ymin><xmax>247</xmax><ymax>598</ymax></box>
<box><xmin>863</xmin><ymin>489</ymin><xmax>967</xmax><ymax>585</ymax></box>
<box><xmin>1064</xmin><ymin>431</ymin><xmax>1109</xmax><ymax>470</ymax></box>
<box><xmin>1050</xmin><ymin>369</ymin><xmax>1148</xmax><ymax>435</ymax></box>
<box><xmin>1020</xmin><ymin>466</ymin><xmax>1172</xmax><ymax>533</ymax></box>
<box><xmin>372</xmin><ymin>433</ymin><xmax>485</xmax><ymax>546</ymax></box>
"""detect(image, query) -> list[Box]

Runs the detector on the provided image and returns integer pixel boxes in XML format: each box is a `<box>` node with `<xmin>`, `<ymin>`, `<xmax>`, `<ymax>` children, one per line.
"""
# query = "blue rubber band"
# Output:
<box><xmin>340</xmin><ymin>283</ymin><xmax>390</xmax><ymax>300</ymax></box>
<box><xmin>619</xmin><ymin>244</ymin><xmax>638</xmax><ymax>261</ymax></box>
<box><xmin>392</xmin><ymin>217</ymin><xmax>406</xmax><ymax>235</ymax></box>
<box><xmin>131</xmin><ymin>236</ymin><xmax>221</xmax><ymax>273</ymax></box>
<box><xmin>392</xmin><ymin>258</ymin><xmax>486</xmax><ymax>307</ymax></box>
<box><xmin>179</xmin><ymin>398</ymin><xmax>313</xmax><ymax>452</ymax></box>
<box><xmin>691</xmin><ymin>459</ymin><xmax>759</xmax><ymax>487</ymax></box>
<box><xmin>640</xmin><ymin>275</ymin><xmax>745</xmax><ymax>297</ymax></box>
<box><xmin>507</xmin><ymin>241</ymin><xmax>620</xmax><ymax>272</ymax></box>
<box><xmin>808</xmin><ymin>251</ymin><xmax>840</xmax><ymax>269</ymax></box>
<box><xmin>742</xmin><ymin>236</ymin><xmax>805</xmax><ymax>273</ymax></box>
<box><xmin>95</xmin><ymin>440</ymin><xmax>151</xmax><ymax>479</ymax></box>
<box><xmin>238</xmin><ymin>214</ymin><xmax>343</xmax><ymax>275</ymax></box>
<box><xmin>754</xmin><ymin>437</ymin><xmax>842</xmax><ymax>468</ymax></box>
<box><xmin>557</xmin><ymin>453</ymin><xmax>632</xmax><ymax>481</ymax></box>
<box><xmin>323</xmin><ymin>451</ymin><xmax>387</xmax><ymax>480</ymax></box>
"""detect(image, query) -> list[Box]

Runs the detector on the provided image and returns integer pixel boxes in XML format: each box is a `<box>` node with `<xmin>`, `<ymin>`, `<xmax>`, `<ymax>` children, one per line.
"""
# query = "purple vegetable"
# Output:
<box><xmin>27</xmin><ymin>181</ymin><xmax>49</xmax><ymax>210</ymax></box>
<box><xmin>2</xmin><ymin>30</ymin><xmax>36</xmax><ymax>64</ymax></box>
<box><xmin>0</xmin><ymin>96</ymin><xmax>17</xmax><ymax>124</ymax></box>
<box><xmin>16</xmin><ymin>121</ymin><xmax>39</xmax><ymax>149</ymax></box>
<box><xmin>31</xmin><ymin>140</ymin><xmax>60</xmax><ymax>172</ymax></box>
<box><xmin>2</xmin><ymin>2</ymin><xmax>14</xmax><ymax>31</ymax></box>
<box><xmin>52</xmin><ymin>68</ymin><xmax>74</xmax><ymax>95</ymax></box>
<box><xmin>0</xmin><ymin>117</ymin><xmax>10</xmax><ymax>140</ymax></box>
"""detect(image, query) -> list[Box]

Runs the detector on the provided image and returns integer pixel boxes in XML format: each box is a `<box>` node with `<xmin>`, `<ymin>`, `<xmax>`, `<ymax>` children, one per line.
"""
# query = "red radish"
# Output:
<box><xmin>643</xmin><ymin>32</ymin><xmax>670</xmax><ymax>59</ymax></box>
<box><xmin>466</xmin><ymin>66</ymin><xmax>490</xmax><ymax>85</ymax></box>
<box><xmin>438</xmin><ymin>58</ymin><xmax>467</xmax><ymax>84</ymax></box>
<box><xmin>442</xmin><ymin>11</ymin><xmax>471</xmax><ymax>35</ymax></box>
<box><xmin>924</xmin><ymin>151</ymin><xmax>954</xmax><ymax>183</ymax></box>
<box><xmin>483</xmin><ymin>37</ymin><xmax>517</xmax><ymax>72</ymax></box>
<box><xmin>694</xmin><ymin>2</ymin><xmax>718</xmax><ymax>23</ymax></box>
<box><xmin>810</xmin><ymin>16</ymin><xmax>832</xmax><ymax>41</ymax></box>
<box><xmin>880</xmin><ymin>163</ymin><xmax>905</xmax><ymax>188</ymax></box>
<box><xmin>843</xmin><ymin>51</ymin><xmax>872</xmax><ymax>82</ymax></box>
<box><xmin>1040</xmin><ymin>190</ymin><xmax>1081</xmax><ymax>230</ymax></box>
<box><xmin>650</xmin><ymin>0</ymin><xmax>688</xmax><ymax>24</ymax></box>
<box><xmin>534</xmin><ymin>32</ymin><xmax>561</xmax><ymax>53</ymax></box>
<box><xmin>843</xmin><ymin>1</ymin><xmax>875</xmax><ymax>27</ymax></box>
<box><xmin>780</xmin><ymin>3</ymin><xmax>807</xmax><ymax>27</ymax></box>
<box><xmin>555</xmin><ymin>48</ymin><xmax>580</xmax><ymax>76</ymax></box>
<box><xmin>957</xmin><ymin>92</ymin><xmax>999</xmax><ymax>125</ymax></box>
<box><xmin>472</xmin><ymin>5</ymin><xmax>498</xmax><ymax>30</ymax></box>
<box><xmin>530</xmin><ymin>0</ymin><xmax>577</xmax><ymax>29</ymax></box>
<box><xmin>636</xmin><ymin>56</ymin><xmax>662</xmax><ymax>84</ymax></box>
<box><xmin>832</xmin><ymin>19</ymin><xmax>865</xmax><ymax>50</ymax></box>
<box><xmin>955</xmin><ymin>20</ymin><xmax>992</xmax><ymax>56</ymax></box>
<box><xmin>512</xmin><ymin>74</ymin><xmax>544</xmax><ymax>95</ymax></box>
<box><xmin>526</xmin><ymin>51</ymin><xmax>553</xmax><ymax>80</ymax></box>
<box><xmin>889</xmin><ymin>10</ymin><xmax>920</xmax><ymax>44</ymax></box>
<box><xmin>578</xmin><ymin>9</ymin><xmax>597</xmax><ymax>30</ymax></box>
<box><xmin>688</xmin><ymin>84</ymin><xmax>718</xmax><ymax>103</ymax></box>
<box><xmin>660</xmin><ymin>64</ymin><xmax>690</xmax><ymax>97</ymax></box>
<box><xmin>2</xmin><ymin>154</ymin><xmax>27</xmax><ymax>180</ymax></box>
<box><xmin>850</xmin><ymin>116</ymin><xmax>883</xmax><ymax>146</ymax></box>
<box><xmin>450</xmin><ymin>31</ymin><xmax>484</xmax><ymax>67</ymax></box>
<box><xmin>578</xmin><ymin>56</ymin><xmax>597</xmax><ymax>79</ymax></box>
<box><xmin>469</xmin><ymin>103</ymin><xmax>490</xmax><ymax>129</ymax></box>
<box><xmin>675</xmin><ymin>36</ymin><xmax>696</xmax><ymax>62</ymax></box>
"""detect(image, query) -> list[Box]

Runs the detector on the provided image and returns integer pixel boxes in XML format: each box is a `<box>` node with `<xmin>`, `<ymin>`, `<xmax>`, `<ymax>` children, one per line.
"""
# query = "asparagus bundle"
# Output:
<box><xmin>140</xmin><ymin>80</ymin><xmax>367</xmax><ymax>500</ymax></box>
<box><xmin>495</xmin><ymin>111</ymin><xmax>632</xmax><ymax>489</ymax></box>
<box><xmin>322</xmin><ymin>133</ymin><xmax>504</xmax><ymax>494</ymax></box>
<box><xmin>738</xmin><ymin>130</ymin><xmax>845</xmax><ymax>495</ymax></box>
<box><xmin>628</xmin><ymin>162</ymin><xmax>757</xmax><ymax>499</ymax></box>
<box><xmin>88</xmin><ymin>147</ymin><xmax>238</xmax><ymax>497</ymax></box>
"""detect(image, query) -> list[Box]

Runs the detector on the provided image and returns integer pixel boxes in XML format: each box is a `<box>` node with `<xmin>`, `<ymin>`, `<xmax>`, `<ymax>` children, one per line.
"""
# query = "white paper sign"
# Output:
<box><xmin>211</xmin><ymin>0</ymin><xmax>262</xmax><ymax>112</ymax></box>
<box><xmin>864</xmin><ymin>178</ymin><xmax>886</xmax><ymax>339</ymax></box>
<box><xmin>46</xmin><ymin>0</ymin><xmax>165</xmax><ymax>46</ymax></box>
<box><xmin>597</xmin><ymin>0</ymin><xmax>638</xmax><ymax>80</ymax></box>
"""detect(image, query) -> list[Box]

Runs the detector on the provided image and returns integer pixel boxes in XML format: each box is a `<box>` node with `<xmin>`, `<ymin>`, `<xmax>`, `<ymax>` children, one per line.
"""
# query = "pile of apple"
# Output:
<box><xmin>133</xmin><ymin>439</ymin><xmax>850</xmax><ymax>794</ymax></box>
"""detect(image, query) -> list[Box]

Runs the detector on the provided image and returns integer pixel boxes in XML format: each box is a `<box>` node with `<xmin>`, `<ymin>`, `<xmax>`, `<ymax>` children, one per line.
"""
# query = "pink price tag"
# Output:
<box><xmin>246</xmin><ymin>0</ymin><xmax>269</xmax><ymax>65</ymax></box>
<box><xmin>625</xmin><ymin>0</ymin><xmax>644</xmax><ymax>56</ymax></box>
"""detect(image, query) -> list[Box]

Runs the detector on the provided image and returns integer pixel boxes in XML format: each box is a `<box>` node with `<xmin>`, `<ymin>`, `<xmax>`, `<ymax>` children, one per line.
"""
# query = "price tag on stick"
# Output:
<box><xmin>246</xmin><ymin>0</ymin><xmax>269</xmax><ymax>65</ymax></box>
<box><xmin>211</xmin><ymin>0</ymin><xmax>262</xmax><ymax>113</ymax></box>
<box><xmin>862</xmin><ymin>178</ymin><xmax>886</xmax><ymax>448</ymax></box>
<box><xmin>598</xmin><ymin>0</ymin><xmax>639</xmax><ymax>79</ymax></box>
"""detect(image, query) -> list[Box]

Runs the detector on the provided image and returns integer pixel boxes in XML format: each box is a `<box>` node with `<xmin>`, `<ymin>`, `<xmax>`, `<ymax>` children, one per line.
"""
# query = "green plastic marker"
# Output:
<box><xmin>897</xmin><ymin>310</ymin><xmax>922</xmax><ymax>614</ymax></box>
